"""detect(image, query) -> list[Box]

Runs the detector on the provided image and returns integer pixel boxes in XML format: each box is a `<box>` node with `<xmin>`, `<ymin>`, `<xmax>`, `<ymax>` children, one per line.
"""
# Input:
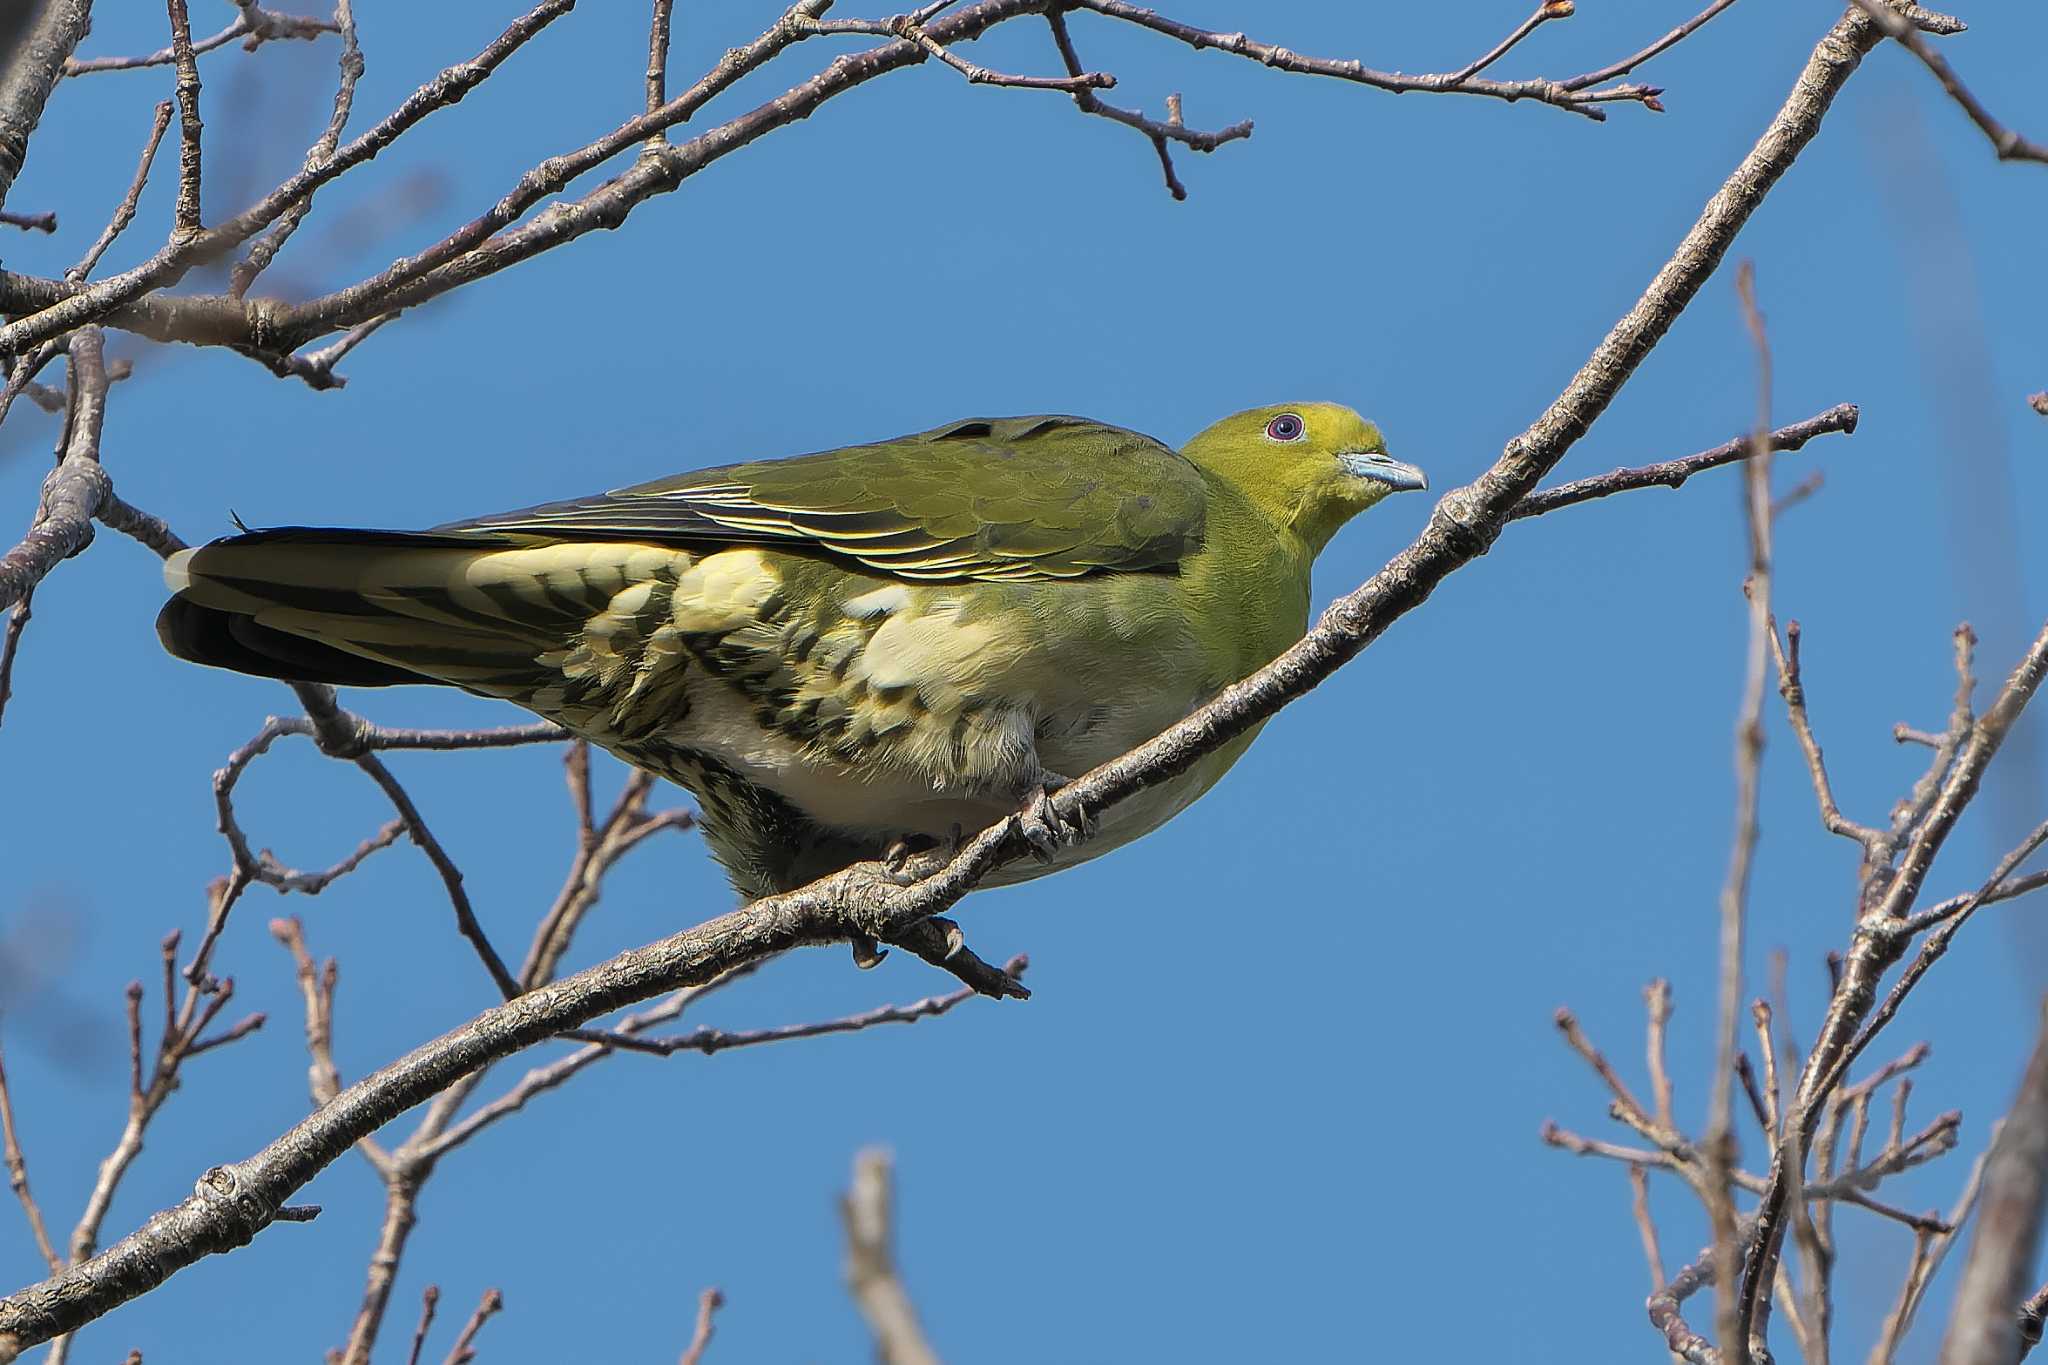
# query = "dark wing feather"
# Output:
<box><xmin>436</xmin><ymin>415</ymin><xmax>1208</xmax><ymax>582</ymax></box>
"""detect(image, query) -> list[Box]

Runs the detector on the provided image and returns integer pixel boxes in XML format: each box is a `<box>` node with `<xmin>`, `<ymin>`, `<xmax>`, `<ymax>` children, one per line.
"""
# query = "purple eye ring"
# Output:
<box><xmin>1266</xmin><ymin>413</ymin><xmax>1305</xmax><ymax>442</ymax></box>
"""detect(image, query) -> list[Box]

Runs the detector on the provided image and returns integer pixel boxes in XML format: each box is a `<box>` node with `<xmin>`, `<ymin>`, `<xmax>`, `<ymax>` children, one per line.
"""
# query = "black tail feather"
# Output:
<box><xmin>156</xmin><ymin>597</ymin><xmax>424</xmax><ymax>687</ymax></box>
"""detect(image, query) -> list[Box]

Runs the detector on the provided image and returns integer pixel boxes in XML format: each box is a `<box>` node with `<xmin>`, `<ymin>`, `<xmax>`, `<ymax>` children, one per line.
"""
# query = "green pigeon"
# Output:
<box><xmin>159</xmin><ymin>404</ymin><xmax>1425</xmax><ymax>897</ymax></box>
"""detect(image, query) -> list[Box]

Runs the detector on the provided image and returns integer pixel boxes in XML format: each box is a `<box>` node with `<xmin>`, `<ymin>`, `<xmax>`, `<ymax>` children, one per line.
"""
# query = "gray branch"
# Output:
<box><xmin>0</xmin><ymin>0</ymin><xmax>93</xmax><ymax>211</ymax></box>
<box><xmin>0</xmin><ymin>0</ymin><xmax>1752</xmax><ymax>366</ymax></box>
<box><xmin>1938</xmin><ymin>1007</ymin><xmax>2048</xmax><ymax>1365</ymax></box>
<box><xmin>0</xmin><ymin>327</ymin><xmax>109</xmax><ymax>613</ymax></box>
<box><xmin>842</xmin><ymin>1150</ymin><xmax>941</xmax><ymax>1365</ymax></box>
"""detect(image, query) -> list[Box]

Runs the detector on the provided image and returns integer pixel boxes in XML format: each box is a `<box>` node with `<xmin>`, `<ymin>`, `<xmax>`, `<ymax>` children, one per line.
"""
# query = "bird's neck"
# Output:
<box><xmin>1186</xmin><ymin>475</ymin><xmax>1317</xmax><ymax>677</ymax></box>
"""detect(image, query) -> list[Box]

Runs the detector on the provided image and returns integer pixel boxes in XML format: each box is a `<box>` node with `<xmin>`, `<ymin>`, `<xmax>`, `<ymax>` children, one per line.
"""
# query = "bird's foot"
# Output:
<box><xmin>850</xmin><ymin>932</ymin><xmax>888</xmax><ymax>970</ymax></box>
<box><xmin>1014</xmin><ymin>771</ymin><xmax>1094</xmax><ymax>864</ymax></box>
<box><xmin>880</xmin><ymin>832</ymin><xmax>936</xmax><ymax>885</ymax></box>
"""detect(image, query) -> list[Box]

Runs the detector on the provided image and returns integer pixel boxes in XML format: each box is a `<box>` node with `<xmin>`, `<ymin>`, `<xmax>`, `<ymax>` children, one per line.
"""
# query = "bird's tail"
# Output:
<box><xmin>157</xmin><ymin>527</ymin><xmax>664</xmax><ymax>699</ymax></box>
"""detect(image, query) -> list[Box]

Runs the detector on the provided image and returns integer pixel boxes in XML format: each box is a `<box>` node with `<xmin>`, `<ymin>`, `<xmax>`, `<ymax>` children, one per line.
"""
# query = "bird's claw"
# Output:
<box><xmin>880</xmin><ymin>832</ymin><xmax>933</xmax><ymax>886</ymax></box>
<box><xmin>1015</xmin><ymin>773</ymin><xmax>1092</xmax><ymax>863</ymax></box>
<box><xmin>850</xmin><ymin>933</ymin><xmax>887</xmax><ymax>969</ymax></box>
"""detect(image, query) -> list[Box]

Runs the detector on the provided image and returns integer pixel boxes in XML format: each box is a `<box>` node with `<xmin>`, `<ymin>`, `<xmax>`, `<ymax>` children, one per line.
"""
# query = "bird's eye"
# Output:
<box><xmin>1265</xmin><ymin>413</ymin><xmax>1305</xmax><ymax>442</ymax></box>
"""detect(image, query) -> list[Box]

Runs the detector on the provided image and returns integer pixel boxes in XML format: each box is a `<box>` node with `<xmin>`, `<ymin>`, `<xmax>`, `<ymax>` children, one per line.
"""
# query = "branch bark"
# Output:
<box><xmin>0</xmin><ymin>327</ymin><xmax>109</xmax><ymax>613</ymax></box>
<box><xmin>0</xmin><ymin>0</ymin><xmax>1749</xmax><ymax>365</ymax></box>
<box><xmin>1939</xmin><ymin>1005</ymin><xmax>2048</xmax><ymax>1365</ymax></box>
<box><xmin>1737</xmin><ymin>621</ymin><xmax>2048</xmax><ymax>1344</ymax></box>
<box><xmin>842</xmin><ymin>1150</ymin><xmax>940</xmax><ymax>1365</ymax></box>
<box><xmin>0</xmin><ymin>0</ymin><xmax>93</xmax><ymax>211</ymax></box>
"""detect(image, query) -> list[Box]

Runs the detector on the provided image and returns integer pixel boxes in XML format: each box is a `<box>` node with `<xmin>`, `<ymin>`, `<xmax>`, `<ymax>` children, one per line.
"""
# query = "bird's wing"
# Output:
<box><xmin>436</xmin><ymin>415</ymin><xmax>1208</xmax><ymax>582</ymax></box>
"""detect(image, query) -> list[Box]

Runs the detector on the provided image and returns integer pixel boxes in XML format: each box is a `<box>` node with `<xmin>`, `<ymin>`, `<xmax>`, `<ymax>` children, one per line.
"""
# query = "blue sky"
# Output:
<box><xmin>3</xmin><ymin>2</ymin><xmax>2046</xmax><ymax>1361</ymax></box>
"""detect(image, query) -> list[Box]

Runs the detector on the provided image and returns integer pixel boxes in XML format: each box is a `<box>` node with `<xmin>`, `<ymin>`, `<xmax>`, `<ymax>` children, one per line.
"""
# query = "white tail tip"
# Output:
<box><xmin>163</xmin><ymin>547</ymin><xmax>197</xmax><ymax>592</ymax></box>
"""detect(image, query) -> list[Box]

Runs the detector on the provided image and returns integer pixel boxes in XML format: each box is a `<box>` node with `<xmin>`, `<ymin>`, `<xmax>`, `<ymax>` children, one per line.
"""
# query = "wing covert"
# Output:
<box><xmin>437</xmin><ymin>415</ymin><xmax>1207</xmax><ymax>582</ymax></box>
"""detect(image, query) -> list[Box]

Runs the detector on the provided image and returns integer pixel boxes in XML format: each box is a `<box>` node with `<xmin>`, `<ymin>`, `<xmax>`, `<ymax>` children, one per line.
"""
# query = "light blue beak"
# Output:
<box><xmin>1340</xmin><ymin>450</ymin><xmax>1429</xmax><ymax>492</ymax></box>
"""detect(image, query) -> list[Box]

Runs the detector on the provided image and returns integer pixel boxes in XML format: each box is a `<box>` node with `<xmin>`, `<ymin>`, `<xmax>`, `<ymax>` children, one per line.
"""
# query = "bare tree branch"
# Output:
<box><xmin>1939</xmin><ymin>1007</ymin><xmax>2048</xmax><ymax>1364</ymax></box>
<box><xmin>1509</xmin><ymin>404</ymin><xmax>1857</xmax><ymax>519</ymax></box>
<box><xmin>405</xmin><ymin>1288</ymin><xmax>439</xmax><ymax>1365</ymax></box>
<box><xmin>842</xmin><ymin>1150</ymin><xmax>940</xmax><ymax>1365</ymax></box>
<box><xmin>2018</xmin><ymin>1279</ymin><xmax>2048</xmax><ymax>1360</ymax></box>
<box><xmin>0</xmin><ymin>0</ymin><xmax>93</xmax><ymax>210</ymax></box>
<box><xmin>63</xmin><ymin>5</ymin><xmax>335</xmax><ymax>76</ymax></box>
<box><xmin>677</xmin><ymin>1288</ymin><xmax>722</xmax><ymax>1365</ymax></box>
<box><xmin>441</xmin><ymin>1289</ymin><xmax>501</xmax><ymax>1365</ymax></box>
<box><xmin>1065</xmin><ymin>0</ymin><xmax>1674</xmax><ymax>118</ymax></box>
<box><xmin>0</xmin><ymin>328</ymin><xmax>109</xmax><ymax>614</ymax></box>
<box><xmin>162</xmin><ymin>0</ymin><xmax>205</xmax><ymax>235</ymax></box>
<box><xmin>1701</xmin><ymin>260</ymin><xmax>1778</xmax><ymax>1365</ymax></box>
<box><xmin>1651</xmin><ymin>1225</ymin><xmax>1754</xmax><ymax>1365</ymax></box>
<box><xmin>1739</xmin><ymin>625</ymin><xmax>2048</xmax><ymax>1337</ymax></box>
<box><xmin>1044</xmin><ymin>12</ymin><xmax>1250</xmax><ymax>202</ymax></box>
<box><xmin>228</xmin><ymin>0</ymin><xmax>361</xmax><ymax>298</ymax></box>
<box><xmin>0</xmin><ymin>0</ymin><xmax>1752</xmax><ymax>365</ymax></box>
<box><xmin>69</xmin><ymin>102</ymin><xmax>174</xmax><ymax>285</ymax></box>
<box><xmin>0</xmin><ymin>0</ymin><xmax>580</xmax><ymax>362</ymax></box>
<box><xmin>1847</xmin><ymin>0</ymin><xmax>2047</xmax><ymax>165</ymax></box>
<box><xmin>0</xmin><ymin>1047</ymin><xmax>59</xmax><ymax>1275</ymax></box>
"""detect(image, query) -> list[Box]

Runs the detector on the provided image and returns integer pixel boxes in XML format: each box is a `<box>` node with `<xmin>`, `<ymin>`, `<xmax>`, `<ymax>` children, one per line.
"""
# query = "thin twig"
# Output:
<box><xmin>1754</xmin><ymin>1000</ymin><xmax>1783</xmax><ymax>1137</ymax></box>
<box><xmin>229</xmin><ymin>0</ymin><xmax>362</xmax><ymax>297</ymax></box>
<box><xmin>1554</xmin><ymin>1008</ymin><xmax>1657</xmax><ymax>1136</ymax></box>
<box><xmin>1845</xmin><ymin>0</ymin><xmax>2046</xmax><ymax>164</ymax></box>
<box><xmin>677</xmin><ymin>1288</ymin><xmax>722</xmax><ymax>1365</ymax></box>
<box><xmin>405</xmin><ymin>1287</ymin><xmax>440</xmax><ymax>1365</ymax></box>
<box><xmin>257</xmin><ymin>311</ymin><xmax>396</xmax><ymax>390</ymax></box>
<box><xmin>0</xmin><ymin>595</ymin><xmax>30</xmax><ymax>729</ymax></box>
<box><xmin>1741</xmin><ymin>621</ymin><xmax>2048</xmax><ymax>1338</ymax></box>
<box><xmin>1068</xmin><ymin>0</ymin><xmax>1675</xmax><ymax>119</ymax></box>
<box><xmin>1629</xmin><ymin>1164</ymin><xmax>1666</xmax><ymax>1290</ymax></box>
<box><xmin>1562</xmin><ymin>0</ymin><xmax>1739</xmax><ymax>91</ymax></box>
<box><xmin>0</xmin><ymin>0</ymin><xmax>1750</xmax><ymax>365</ymax></box>
<box><xmin>63</xmin><ymin>6</ymin><xmax>335</xmax><ymax>75</ymax></box>
<box><xmin>1647</xmin><ymin>979</ymin><xmax>1676</xmax><ymax>1133</ymax></box>
<box><xmin>0</xmin><ymin>0</ymin><xmax>579</xmax><ymax>361</ymax></box>
<box><xmin>68</xmin><ymin>102</ymin><xmax>172</xmax><ymax>284</ymax></box>
<box><xmin>420</xmin><ymin>959</ymin><xmax>1020</xmax><ymax>1161</ymax></box>
<box><xmin>1445</xmin><ymin>1</ymin><xmax>1576</xmax><ymax>86</ymax></box>
<box><xmin>1510</xmin><ymin>404</ymin><xmax>1857</xmax><ymax>519</ymax></box>
<box><xmin>795</xmin><ymin>11</ymin><xmax>1113</xmax><ymax>91</ymax></box>
<box><xmin>440</xmin><ymin>1289</ymin><xmax>501</xmax><ymax>1365</ymax></box>
<box><xmin>1706</xmin><ymin>259</ymin><xmax>1776</xmax><ymax>1365</ymax></box>
<box><xmin>1044</xmin><ymin>11</ymin><xmax>1250</xmax><ymax>201</ymax></box>
<box><xmin>0</xmin><ymin>1045</ymin><xmax>60</xmax><ymax>1274</ymax></box>
<box><xmin>269</xmin><ymin>918</ymin><xmax>392</xmax><ymax>1171</ymax></box>
<box><xmin>1767</xmin><ymin>618</ymin><xmax>1889</xmax><ymax>864</ymax></box>
<box><xmin>1875</xmin><ymin>1145</ymin><xmax>1990</xmax><ymax>1362</ymax></box>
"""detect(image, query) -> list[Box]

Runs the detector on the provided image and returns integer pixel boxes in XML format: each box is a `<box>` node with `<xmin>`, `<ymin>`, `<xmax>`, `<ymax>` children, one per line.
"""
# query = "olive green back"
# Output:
<box><xmin>439</xmin><ymin>414</ymin><xmax>1208</xmax><ymax>583</ymax></box>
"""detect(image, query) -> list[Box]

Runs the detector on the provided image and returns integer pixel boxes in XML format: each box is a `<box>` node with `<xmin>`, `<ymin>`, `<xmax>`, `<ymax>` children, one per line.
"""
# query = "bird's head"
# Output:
<box><xmin>1183</xmin><ymin>403</ymin><xmax>1427</xmax><ymax>557</ymax></box>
